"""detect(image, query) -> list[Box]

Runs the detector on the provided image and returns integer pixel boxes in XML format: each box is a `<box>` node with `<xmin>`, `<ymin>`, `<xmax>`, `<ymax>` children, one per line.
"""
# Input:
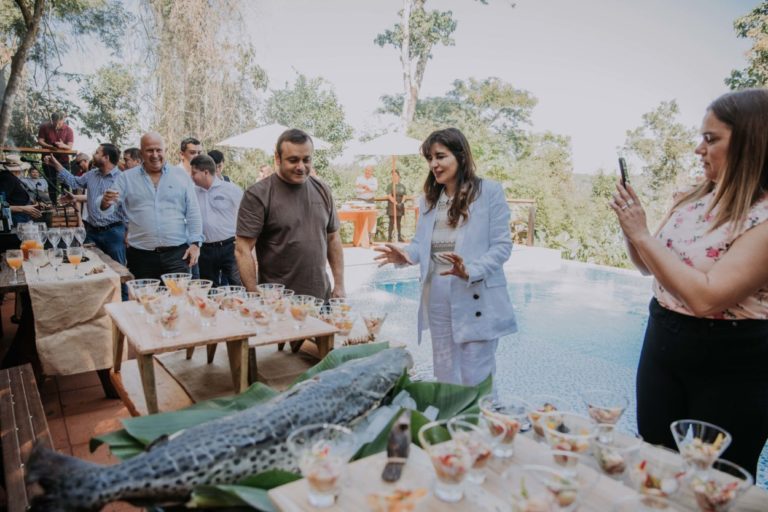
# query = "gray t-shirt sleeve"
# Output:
<box><xmin>236</xmin><ymin>186</ymin><xmax>266</xmax><ymax>239</ymax></box>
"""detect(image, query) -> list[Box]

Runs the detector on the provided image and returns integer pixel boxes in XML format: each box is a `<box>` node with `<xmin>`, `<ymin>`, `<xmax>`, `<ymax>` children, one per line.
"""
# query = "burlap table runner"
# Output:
<box><xmin>24</xmin><ymin>249</ymin><xmax>120</xmax><ymax>375</ymax></box>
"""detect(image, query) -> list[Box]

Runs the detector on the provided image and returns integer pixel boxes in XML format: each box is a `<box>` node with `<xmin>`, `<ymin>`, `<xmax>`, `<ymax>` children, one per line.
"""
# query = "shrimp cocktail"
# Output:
<box><xmin>528</xmin><ymin>394</ymin><xmax>566</xmax><ymax>440</ymax></box>
<box><xmin>287</xmin><ymin>423</ymin><xmax>355</xmax><ymax>509</ymax></box>
<box><xmin>689</xmin><ymin>459</ymin><xmax>752</xmax><ymax>512</ymax></box>
<box><xmin>542</xmin><ymin>412</ymin><xmax>596</xmax><ymax>456</ymax></box>
<box><xmin>219</xmin><ymin>286</ymin><xmax>246</xmax><ymax>317</ymax></box>
<box><xmin>591</xmin><ymin>424</ymin><xmax>643</xmax><ymax>479</ymax></box>
<box><xmin>479</xmin><ymin>395</ymin><xmax>531</xmax><ymax>458</ymax></box>
<box><xmin>448</xmin><ymin>414</ymin><xmax>505</xmax><ymax>484</ymax></box>
<box><xmin>629</xmin><ymin>445</ymin><xmax>686</xmax><ymax>504</ymax></box>
<box><xmin>290</xmin><ymin>295</ymin><xmax>319</xmax><ymax>330</ymax></box>
<box><xmin>671</xmin><ymin>420</ymin><xmax>731</xmax><ymax>475</ymax></box>
<box><xmin>160</xmin><ymin>272</ymin><xmax>192</xmax><ymax>298</ymax></box>
<box><xmin>418</xmin><ymin>420</ymin><xmax>472</xmax><ymax>503</ymax></box>
<box><xmin>186</xmin><ymin>279</ymin><xmax>213</xmax><ymax>310</ymax></box>
<box><xmin>159</xmin><ymin>296</ymin><xmax>182</xmax><ymax>338</ymax></box>
<box><xmin>582</xmin><ymin>389</ymin><xmax>628</xmax><ymax>426</ymax></box>
<box><xmin>196</xmin><ymin>288</ymin><xmax>224</xmax><ymax>327</ymax></box>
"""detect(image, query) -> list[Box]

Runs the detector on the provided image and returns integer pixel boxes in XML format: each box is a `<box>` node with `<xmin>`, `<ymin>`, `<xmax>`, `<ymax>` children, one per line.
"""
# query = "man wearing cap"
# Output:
<box><xmin>45</xmin><ymin>143</ymin><xmax>126</xmax><ymax>267</ymax></box>
<box><xmin>0</xmin><ymin>155</ymin><xmax>41</xmax><ymax>224</ymax></box>
<box><xmin>37</xmin><ymin>112</ymin><xmax>74</xmax><ymax>203</ymax></box>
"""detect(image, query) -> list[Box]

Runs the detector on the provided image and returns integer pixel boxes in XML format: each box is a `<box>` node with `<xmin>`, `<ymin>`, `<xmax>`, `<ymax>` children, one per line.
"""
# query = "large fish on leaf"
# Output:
<box><xmin>27</xmin><ymin>347</ymin><xmax>413</xmax><ymax>511</ymax></box>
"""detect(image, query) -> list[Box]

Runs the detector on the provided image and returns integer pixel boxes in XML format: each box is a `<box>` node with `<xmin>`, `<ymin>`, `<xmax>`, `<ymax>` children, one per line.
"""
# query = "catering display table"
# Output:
<box><xmin>269</xmin><ymin>434</ymin><xmax>768</xmax><ymax>511</ymax></box>
<box><xmin>338</xmin><ymin>208</ymin><xmax>379</xmax><ymax>248</ymax></box>
<box><xmin>105</xmin><ymin>303</ymin><xmax>338</xmax><ymax>415</ymax></box>
<box><xmin>0</xmin><ymin>246</ymin><xmax>132</xmax><ymax>397</ymax></box>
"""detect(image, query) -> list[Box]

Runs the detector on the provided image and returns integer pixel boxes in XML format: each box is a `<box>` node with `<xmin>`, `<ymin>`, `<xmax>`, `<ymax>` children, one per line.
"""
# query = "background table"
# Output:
<box><xmin>338</xmin><ymin>209</ymin><xmax>379</xmax><ymax>248</ymax></box>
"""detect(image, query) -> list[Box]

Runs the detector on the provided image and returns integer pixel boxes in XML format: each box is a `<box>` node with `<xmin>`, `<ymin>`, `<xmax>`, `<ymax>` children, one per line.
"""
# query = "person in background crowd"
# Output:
<box><xmin>20</xmin><ymin>167</ymin><xmax>50</xmax><ymax>204</ymax></box>
<box><xmin>37</xmin><ymin>111</ymin><xmax>74</xmax><ymax>203</ymax></box>
<box><xmin>0</xmin><ymin>155</ymin><xmax>41</xmax><ymax>224</ymax></box>
<box><xmin>71</xmin><ymin>153</ymin><xmax>90</xmax><ymax>176</ymax></box>
<box><xmin>100</xmin><ymin>132</ymin><xmax>203</xmax><ymax>280</ymax></box>
<box><xmin>610</xmin><ymin>88</ymin><xmax>768</xmax><ymax>480</ymax></box>
<box><xmin>258</xmin><ymin>164</ymin><xmax>273</xmax><ymax>181</ymax></box>
<box><xmin>236</xmin><ymin>129</ymin><xmax>345</xmax><ymax>353</ymax></box>
<box><xmin>123</xmin><ymin>147</ymin><xmax>141</xmax><ymax>171</ymax></box>
<box><xmin>375</xmin><ymin>128</ymin><xmax>517</xmax><ymax>389</ymax></box>
<box><xmin>386</xmin><ymin>169</ymin><xmax>406</xmax><ymax>243</ymax></box>
<box><xmin>207</xmin><ymin>150</ymin><xmax>231</xmax><ymax>182</ymax></box>
<box><xmin>178</xmin><ymin>137</ymin><xmax>202</xmax><ymax>177</ymax></box>
<box><xmin>355</xmin><ymin>165</ymin><xmax>378</xmax><ymax>202</ymax></box>
<box><xmin>46</xmin><ymin>143</ymin><xmax>127</xmax><ymax>268</ymax></box>
<box><xmin>191</xmin><ymin>154</ymin><xmax>243</xmax><ymax>286</ymax></box>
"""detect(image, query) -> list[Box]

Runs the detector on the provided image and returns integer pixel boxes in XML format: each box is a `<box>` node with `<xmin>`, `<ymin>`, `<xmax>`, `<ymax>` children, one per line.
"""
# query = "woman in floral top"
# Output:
<box><xmin>611</xmin><ymin>89</ymin><xmax>768</xmax><ymax>479</ymax></box>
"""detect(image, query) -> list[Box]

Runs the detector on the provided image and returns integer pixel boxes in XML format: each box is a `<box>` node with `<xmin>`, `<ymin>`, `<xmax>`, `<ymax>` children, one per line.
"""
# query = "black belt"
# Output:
<box><xmin>84</xmin><ymin>221</ymin><xmax>123</xmax><ymax>233</ymax></box>
<box><xmin>202</xmin><ymin>236</ymin><xmax>235</xmax><ymax>248</ymax></box>
<box><xmin>130</xmin><ymin>243</ymin><xmax>188</xmax><ymax>254</ymax></box>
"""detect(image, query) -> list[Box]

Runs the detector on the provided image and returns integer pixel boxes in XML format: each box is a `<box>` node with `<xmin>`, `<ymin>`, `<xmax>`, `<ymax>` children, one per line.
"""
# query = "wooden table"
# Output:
<box><xmin>0</xmin><ymin>146</ymin><xmax>77</xmax><ymax>156</ymax></box>
<box><xmin>0</xmin><ymin>246</ymin><xmax>132</xmax><ymax>397</ymax></box>
<box><xmin>338</xmin><ymin>209</ymin><xmax>379</xmax><ymax>248</ymax></box>
<box><xmin>106</xmin><ymin>303</ymin><xmax>338</xmax><ymax>414</ymax></box>
<box><xmin>269</xmin><ymin>434</ymin><xmax>768</xmax><ymax>511</ymax></box>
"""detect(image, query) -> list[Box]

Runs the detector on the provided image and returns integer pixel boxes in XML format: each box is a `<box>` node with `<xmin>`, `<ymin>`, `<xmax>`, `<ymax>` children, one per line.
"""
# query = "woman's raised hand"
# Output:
<box><xmin>373</xmin><ymin>243</ymin><xmax>414</xmax><ymax>267</ymax></box>
<box><xmin>610</xmin><ymin>181</ymin><xmax>650</xmax><ymax>242</ymax></box>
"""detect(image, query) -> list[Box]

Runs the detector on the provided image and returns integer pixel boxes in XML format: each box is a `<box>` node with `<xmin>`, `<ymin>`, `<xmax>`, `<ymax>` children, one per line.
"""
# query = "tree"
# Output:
<box><xmin>375</xmin><ymin>1</ymin><xmax>511</xmax><ymax>128</ymax></box>
<box><xmin>726</xmin><ymin>1</ymin><xmax>768</xmax><ymax>89</ymax></box>
<box><xmin>264</xmin><ymin>74</ymin><xmax>353</xmax><ymax>177</ymax></box>
<box><xmin>78</xmin><ymin>65</ymin><xmax>139</xmax><ymax>146</ymax></box>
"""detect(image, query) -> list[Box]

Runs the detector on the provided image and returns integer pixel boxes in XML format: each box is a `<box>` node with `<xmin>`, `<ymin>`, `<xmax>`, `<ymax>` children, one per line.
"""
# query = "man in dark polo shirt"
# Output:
<box><xmin>37</xmin><ymin>112</ymin><xmax>74</xmax><ymax>203</ymax></box>
<box><xmin>235</xmin><ymin>128</ymin><xmax>345</xmax><ymax>307</ymax></box>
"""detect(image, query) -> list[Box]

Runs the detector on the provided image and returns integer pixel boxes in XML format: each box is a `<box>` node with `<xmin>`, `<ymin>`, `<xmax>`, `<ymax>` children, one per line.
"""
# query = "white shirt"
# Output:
<box><xmin>355</xmin><ymin>175</ymin><xmax>378</xmax><ymax>200</ymax></box>
<box><xmin>194</xmin><ymin>177</ymin><xmax>243</xmax><ymax>243</ymax></box>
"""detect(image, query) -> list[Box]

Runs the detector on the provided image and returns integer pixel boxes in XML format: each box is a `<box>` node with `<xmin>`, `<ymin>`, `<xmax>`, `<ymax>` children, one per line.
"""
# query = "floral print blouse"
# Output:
<box><xmin>653</xmin><ymin>190</ymin><xmax>768</xmax><ymax>319</ymax></box>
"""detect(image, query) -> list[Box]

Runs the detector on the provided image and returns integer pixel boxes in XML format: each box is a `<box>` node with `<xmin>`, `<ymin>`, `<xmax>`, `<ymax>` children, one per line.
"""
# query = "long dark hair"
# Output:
<box><xmin>421</xmin><ymin>128</ymin><xmax>481</xmax><ymax>227</ymax></box>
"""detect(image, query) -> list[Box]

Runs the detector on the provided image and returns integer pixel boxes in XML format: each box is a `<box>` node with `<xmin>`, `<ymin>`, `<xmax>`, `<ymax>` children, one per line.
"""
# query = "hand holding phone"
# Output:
<box><xmin>618</xmin><ymin>158</ymin><xmax>629</xmax><ymax>188</ymax></box>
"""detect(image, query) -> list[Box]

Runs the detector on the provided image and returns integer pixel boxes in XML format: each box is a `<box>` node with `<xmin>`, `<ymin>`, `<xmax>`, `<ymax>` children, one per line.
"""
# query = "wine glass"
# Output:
<box><xmin>47</xmin><ymin>248</ymin><xmax>64</xmax><ymax>281</ymax></box>
<box><xmin>46</xmin><ymin>227</ymin><xmax>61</xmax><ymax>249</ymax></box>
<box><xmin>28</xmin><ymin>248</ymin><xmax>47</xmax><ymax>281</ymax></box>
<box><xmin>73</xmin><ymin>226</ymin><xmax>86</xmax><ymax>247</ymax></box>
<box><xmin>6</xmin><ymin>249</ymin><xmax>23</xmax><ymax>284</ymax></box>
<box><xmin>60</xmin><ymin>227</ymin><xmax>74</xmax><ymax>249</ymax></box>
<box><xmin>67</xmin><ymin>246</ymin><xmax>84</xmax><ymax>279</ymax></box>
<box><xmin>290</xmin><ymin>295</ymin><xmax>318</xmax><ymax>330</ymax></box>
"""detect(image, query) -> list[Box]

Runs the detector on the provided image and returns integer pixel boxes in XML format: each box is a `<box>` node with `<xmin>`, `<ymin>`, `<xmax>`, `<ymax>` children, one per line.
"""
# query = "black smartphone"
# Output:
<box><xmin>618</xmin><ymin>157</ymin><xmax>629</xmax><ymax>188</ymax></box>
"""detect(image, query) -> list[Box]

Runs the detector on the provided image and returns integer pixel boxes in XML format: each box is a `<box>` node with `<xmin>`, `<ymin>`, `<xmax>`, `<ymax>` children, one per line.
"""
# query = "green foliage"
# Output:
<box><xmin>7</xmin><ymin>79</ymin><xmax>81</xmax><ymax>146</ymax></box>
<box><xmin>264</xmin><ymin>75</ymin><xmax>353</xmax><ymax>173</ymax></box>
<box><xmin>374</xmin><ymin>1</ymin><xmax>457</xmax><ymax>59</ymax></box>
<box><xmin>78</xmin><ymin>65</ymin><xmax>139</xmax><ymax>146</ymax></box>
<box><xmin>726</xmin><ymin>2</ymin><xmax>768</xmax><ymax>89</ymax></box>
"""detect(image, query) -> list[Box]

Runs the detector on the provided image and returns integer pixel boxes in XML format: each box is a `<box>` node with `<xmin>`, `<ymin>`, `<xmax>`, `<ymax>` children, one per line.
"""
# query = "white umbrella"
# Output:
<box><xmin>216</xmin><ymin>123</ymin><xmax>332</xmax><ymax>152</ymax></box>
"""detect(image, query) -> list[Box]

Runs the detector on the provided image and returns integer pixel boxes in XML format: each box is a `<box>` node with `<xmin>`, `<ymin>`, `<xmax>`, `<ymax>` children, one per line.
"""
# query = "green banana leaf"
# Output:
<box><xmin>290</xmin><ymin>341</ymin><xmax>390</xmax><ymax>384</ymax></box>
<box><xmin>189</xmin><ymin>471</ymin><xmax>300</xmax><ymax>511</ymax></box>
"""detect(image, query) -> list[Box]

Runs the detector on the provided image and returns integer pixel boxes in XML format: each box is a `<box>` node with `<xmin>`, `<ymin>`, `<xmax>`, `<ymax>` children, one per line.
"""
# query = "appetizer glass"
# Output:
<box><xmin>160</xmin><ymin>272</ymin><xmax>192</xmax><ymax>298</ymax></box>
<box><xmin>291</xmin><ymin>295</ymin><xmax>318</xmax><ymax>330</ymax></box>
<box><xmin>591</xmin><ymin>424</ymin><xmax>644</xmax><ymax>479</ymax></box>
<box><xmin>628</xmin><ymin>445</ymin><xmax>686</xmax><ymax>504</ymax></box>
<box><xmin>287</xmin><ymin>423</ymin><xmax>355</xmax><ymax>508</ymax></box>
<box><xmin>251</xmin><ymin>297</ymin><xmax>274</xmax><ymax>333</ymax></box>
<box><xmin>126</xmin><ymin>279</ymin><xmax>161</xmax><ymax>314</ymax></box>
<box><xmin>447</xmin><ymin>416</ymin><xmax>500</xmax><ymax>484</ymax></box>
<box><xmin>186</xmin><ymin>279</ymin><xmax>213</xmax><ymax>311</ymax></box>
<box><xmin>418</xmin><ymin>420</ymin><xmax>472</xmax><ymax>503</ymax></box>
<box><xmin>528</xmin><ymin>394</ymin><xmax>567</xmax><ymax>441</ymax></box>
<box><xmin>328</xmin><ymin>297</ymin><xmax>352</xmax><ymax>313</ymax></box>
<box><xmin>689</xmin><ymin>458</ymin><xmax>753</xmax><ymax>512</ymax></box>
<box><xmin>136</xmin><ymin>286</ymin><xmax>169</xmax><ymax>323</ymax></box>
<box><xmin>5</xmin><ymin>249</ymin><xmax>23</xmax><ymax>284</ymax></box>
<box><xmin>582</xmin><ymin>389</ymin><xmax>629</xmax><ymax>425</ymax></box>
<box><xmin>219</xmin><ymin>286</ymin><xmax>246</xmax><ymax>317</ymax></box>
<box><xmin>361</xmin><ymin>312</ymin><xmax>387</xmax><ymax>337</ymax></box>
<box><xmin>238</xmin><ymin>292</ymin><xmax>262</xmax><ymax>326</ymax></box>
<box><xmin>504</xmin><ymin>463</ymin><xmax>590</xmax><ymax>512</ymax></box>
<box><xmin>196</xmin><ymin>288</ymin><xmax>225</xmax><ymax>327</ymax></box>
<box><xmin>158</xmin><ymin>296</ymin><xmax>182</xmax><ymax>338</ymax></box>
<box><xmin>542</xmin><ymin>412</ymin><xmax>596</xmax><ymax>456</ymax></box>
<box><xmin>670</xmin><ymin>420</ymin><xmax>731</xmax><ymax>476</ymax></box>
<box><xmin>479</xmin><ymin>395</ymin><xmax>531</xmax><ymax>458</ymax></box>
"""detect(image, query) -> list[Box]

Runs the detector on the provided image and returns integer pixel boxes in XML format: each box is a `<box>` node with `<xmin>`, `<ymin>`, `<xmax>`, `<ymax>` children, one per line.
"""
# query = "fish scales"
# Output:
<box><xmin>27</xmin><ymin>348</ymin><xmax>412</xmax><ymax>511</ymax></box>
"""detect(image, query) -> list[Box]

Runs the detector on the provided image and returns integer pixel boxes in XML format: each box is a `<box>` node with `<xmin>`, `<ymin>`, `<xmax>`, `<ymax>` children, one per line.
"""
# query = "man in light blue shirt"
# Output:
<box><xmin>190</xmin><ymin>154</ymin><xmax>242</xmax><ymax>286</ymax></box>
<box><xmin>100</xmin><ymin>132</ymin><xmax>203</xmax><ymax>280</ymax></box>
<box><xmin>46</xmin><ymin>143</ymin><xmax>126</xmax><ymax>266</ymax></box>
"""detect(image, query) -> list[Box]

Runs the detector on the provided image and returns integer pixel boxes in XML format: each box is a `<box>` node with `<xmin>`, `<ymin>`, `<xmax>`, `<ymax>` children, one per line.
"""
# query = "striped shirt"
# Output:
<box><xmin>57</xmin><ymin>167</ymin><xmax>125</xmax><ymax>227</ymax></box>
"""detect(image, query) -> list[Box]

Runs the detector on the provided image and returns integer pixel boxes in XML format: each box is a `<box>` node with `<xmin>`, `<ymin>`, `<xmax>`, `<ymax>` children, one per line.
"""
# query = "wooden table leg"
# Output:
<box><xmin>112</xmin><ymin>322</ymin><xmax>125</xmax><ymax>372</ymax></box>
<box><xmin>248</xmin><ymin>347</ymin><xmax>257</xmax><ymax>384</ymax></box>
<box><xmin>290</xmin><ymin>340</ymin><xmax>303</xmax><ymax>353</ymax></box>
<box><xmin>185</xmin><ymin>347</ymin><xmax>195</xmax><ymax>359</ymax></box>
<box><xmin>316</xmin><ymin>335</ymin><xmax>334</xmax><ymax>359</ymax></box>
<box><xmin>225</xmin><ymin>339</ymin><xmax>249</xmax><ymax>393</ymax></box>
<box><xmin>136</xmin><ymin>354</ymin><xmax>158</xmax><ymax>414</ymax></box>
<box><xmin>206</xmin><ymin>344</ymin><xmax>217</xmax><ymax>364</ymax></box>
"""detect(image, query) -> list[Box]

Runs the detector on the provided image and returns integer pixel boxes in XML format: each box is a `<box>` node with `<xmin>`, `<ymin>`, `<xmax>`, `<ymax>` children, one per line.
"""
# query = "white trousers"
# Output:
<box><xmin>427</xmin><ymin>273</ymin><xmax>498</xmax><ymax>387</ymax></box>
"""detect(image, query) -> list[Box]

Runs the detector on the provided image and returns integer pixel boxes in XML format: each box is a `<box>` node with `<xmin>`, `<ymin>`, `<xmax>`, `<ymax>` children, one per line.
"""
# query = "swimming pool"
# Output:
<box><xmin>367</xmin><ymin>260</ymin><xmax>767</xmax><ymax>486</ymax></box>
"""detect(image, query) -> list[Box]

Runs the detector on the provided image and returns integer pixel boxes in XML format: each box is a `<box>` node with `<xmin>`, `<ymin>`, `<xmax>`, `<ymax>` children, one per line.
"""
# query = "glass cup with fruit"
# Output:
<box><xmin>286</xmin><ymin>423</ymin><xmax>355</xmax><ymax>508</ymax></box>
<box><xmin>219</xmin><ymin>286</ymin><xmax>246</xmax><ymax>318</ymax></box>
<box><xmin>291</xmin><ymin>295</ymin><xmax>318</xmax><ymax>330</ymax></box>
<box><xmin>418</xmin><ymin>420</ymin><xmax>472</xmax><ymax>503</ymax></box>
<box><xmin>591</xmin><ymin>424</ymin><xmax>644</xmax><ymax>480</ymax></box>
<box><xmin>186</xmin><ymin>279</ymin><xmax>213</xmax><ymax>313</ymax></box>
<box><xmin>528</xmin><ymin>394</ymin><xmax>567</xmax><ymax>442</ymax></box>
<box><xmin>479</xmin><ymin>395</ymin><xmax>531</xmax><ymax>458</ymax></box>
<box><xmin>196</xmin><ymin>288</ymin><xmax>225</xmax><ymax>327</ymax></box>
<box><xmin>5</xmin><ymin>249</ymin><xmax>23</xmax><ymax>284</ymax></box>
<box><xmin>136</xmin><ymin>286</ymin><xmax>169</xmax><ymax>324</ymax></box>
<box><xmin>238</xmin><ymin>292</ymin><xmax>261</xmax><ymax>326</ymax></box>
<box><xmin>689</xmin><ymin>458</ymin><xmax>753</xmax><ymax>512</ymax></box>
<box><xmin>582</xmin><ymin>389</ymin><xmax>629</xmax><ymax>426</ymax></box>
<box><xmin>670</xmin><ymin>420</ymin><xmax>731</xmax><ymax>476</ymax></box>
<box><xmin>126</xmin><ymin>279</ymin><xmax>161</xmax><ymax>314</ymax></box>
<box><xmin>361</xmin><ymin>312</ymin><xmax>387</xmax><ymax>338</ymax></box>
<box><xmin>628</xmin><ymin>445</ymin><xmax>687</xmax><ymax>505</ymax></box>
<box><xmin>160</xmin><ymin>272</ymin><xmax>192</xmax><ymax>298</ymax></box>
<box><xmin>504</xmin><ymin>463</ymin><xmax>590</xmax><ymax>512</ymax></box>
<box><xmin>542</xmin><ymin>412</ymin><xmax>596</xmax><ymax>457</ymax></box>
<box><xmin>448</xmin><ymin>415</ymin><xmax>504</xmax><ymax>484</ymax></box>
<box><xmin>271</xmin><ymin>289</ymin><xmax>294</xmax><ymax>319</ymax></box>
<box><xmin>158</xmin><ymin>296</ymin><xmax>182</xmax><ymax>338</ymax></box>
<box><xmin>251</xmin><ymin>297</ymin><xmax>274</xmax><ymax>334</ymax></box>
<box><xmin>330</xmin><ymin>306</ymin><xmax>355</xmax><ymax>337</ymax></box>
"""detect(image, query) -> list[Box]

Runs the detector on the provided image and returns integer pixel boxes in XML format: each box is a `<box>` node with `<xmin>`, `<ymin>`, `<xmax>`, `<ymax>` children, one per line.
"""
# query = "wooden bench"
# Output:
<box><xmin>0</xmin><ymin>364</ymin><xmax>52</xmax><ymax>512</ymax></box>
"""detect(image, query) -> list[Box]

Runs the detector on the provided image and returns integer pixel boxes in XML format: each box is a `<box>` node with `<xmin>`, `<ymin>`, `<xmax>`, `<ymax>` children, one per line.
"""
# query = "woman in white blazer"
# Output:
<box><xmin>375</xmin><ymin>128</ymin><xmax>517</xmax><ymax>386</ymax></box>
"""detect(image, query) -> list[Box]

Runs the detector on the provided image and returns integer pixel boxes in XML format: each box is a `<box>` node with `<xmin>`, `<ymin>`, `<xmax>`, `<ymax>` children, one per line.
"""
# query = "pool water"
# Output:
<box><xmin>371</xmin><ymin>261</ymin><xmax>768</xmax><ymax>486</ymax></box>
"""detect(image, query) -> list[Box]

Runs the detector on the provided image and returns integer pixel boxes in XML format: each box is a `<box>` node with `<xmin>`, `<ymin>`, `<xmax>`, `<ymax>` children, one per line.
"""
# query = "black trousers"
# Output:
<box><xmin>637</xmin><ymin>298</ymin><xmax>768</xmax><ymax>479</ymax></box>
<box><xmin>42</xmin><ymin>163</ymin><xmax>59</xmax><ymax>204</ymax></box>
<box><xmin>198</xmin><ymin>240</ymin><xmax>241</xmax><ymax>287</ymax></box>
<box><xmin>126</xmin><ymin>245</ymin><xmax>192</xmax><ymax>281</ymax></box>
<box><xmin>387</xmin><ymin>215</ymin><xmax>403</xmax><ymax>242</ymax></box>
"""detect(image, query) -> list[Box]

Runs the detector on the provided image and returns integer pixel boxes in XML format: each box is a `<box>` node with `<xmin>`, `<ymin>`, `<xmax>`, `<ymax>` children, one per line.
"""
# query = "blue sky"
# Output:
<box><xmin>241</xmin><ymin>0</ymin><xmax>757</xmax><ymax>173</ymax></box>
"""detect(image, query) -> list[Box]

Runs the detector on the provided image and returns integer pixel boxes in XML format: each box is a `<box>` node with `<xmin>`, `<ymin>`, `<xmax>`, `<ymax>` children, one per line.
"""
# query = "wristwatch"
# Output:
<box><xmin>191</xmin><ymin>241</ymin><xmax>202</xmax><ymax>247</ymax></box>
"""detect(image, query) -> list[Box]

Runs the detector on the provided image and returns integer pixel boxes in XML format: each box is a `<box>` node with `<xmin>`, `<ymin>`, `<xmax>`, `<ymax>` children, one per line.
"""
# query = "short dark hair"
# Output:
<box><xmin>180</xmin><ymin>137</ymin><xmax>201</xmax><ymax>152</ymax></box>
<box><xmin>123</xmin><ymin>147</ymin><xmax>141</xmax><ymax>162</ymax></box>
<box><xmin>208</xmin><ymin>149</ymin><xmax>224</xmax><ymax>165</ymax></box>
<box><xmin>100</xmin><ymin>143</ymin><xmax>120</xmax><ymax>165</ymax></box>
<box><xmin>51</xmin><ymin>112</ymin><xmax>64</xmax><ymax>122</ymax></box>
<box><xmin>276</xmin><ymin>129</ymin><xmax>313</xmax><ymax>157</ymax></box>
<box><xmin>190</xmin><ymin>154</ymin><xmax>216</xmax><ymax>175</ymax></box>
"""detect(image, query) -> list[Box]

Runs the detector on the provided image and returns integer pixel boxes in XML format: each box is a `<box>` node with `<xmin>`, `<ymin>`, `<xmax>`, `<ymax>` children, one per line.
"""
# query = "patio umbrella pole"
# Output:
<box><xmin>391</xmin><ymin>154</ymin><xmax>397</xmax><ymax>243</ymax></box>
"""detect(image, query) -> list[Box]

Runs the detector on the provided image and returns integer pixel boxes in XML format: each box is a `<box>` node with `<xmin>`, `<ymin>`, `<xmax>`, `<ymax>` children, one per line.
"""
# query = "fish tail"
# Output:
<box><xmin>27</xmin><ymin>442</ymin><xmax>104</xmax><ymax>511</ymax></box>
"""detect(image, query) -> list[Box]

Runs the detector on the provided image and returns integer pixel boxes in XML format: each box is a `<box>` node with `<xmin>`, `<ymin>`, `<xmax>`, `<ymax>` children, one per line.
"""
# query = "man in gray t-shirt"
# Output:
<box><xmin>235</xmin><ymin>129</ymin><xmax>345</xmax><ymax>301</ymax></box>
